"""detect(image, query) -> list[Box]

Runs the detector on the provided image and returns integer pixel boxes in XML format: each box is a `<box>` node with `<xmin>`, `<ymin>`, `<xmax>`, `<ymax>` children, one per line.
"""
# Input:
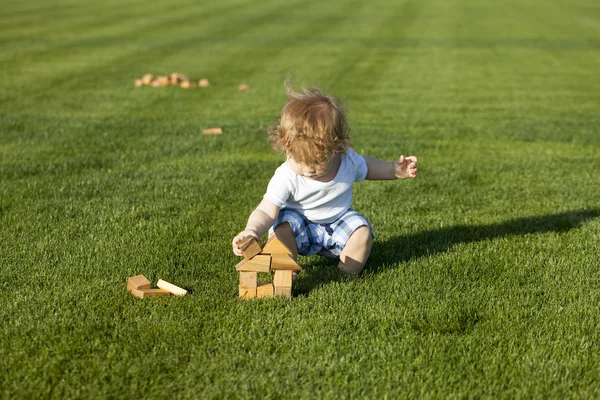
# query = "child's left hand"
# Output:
<box><xmin>394</xmin><ymin>155</ymin><xmax>418</xmax><ymax>179</ymax></box>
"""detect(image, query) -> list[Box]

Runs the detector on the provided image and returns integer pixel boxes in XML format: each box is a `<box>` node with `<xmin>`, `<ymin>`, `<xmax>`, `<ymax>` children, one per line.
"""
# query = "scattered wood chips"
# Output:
<box><xmin>133</xmin><ymin>72</ymin><xmax>210</xmax><ymax>89</ymax></box>
<box><xmin>203</xmin><ymin>128</ymin><xmax>223</xmax><ymax>135</ymax></box>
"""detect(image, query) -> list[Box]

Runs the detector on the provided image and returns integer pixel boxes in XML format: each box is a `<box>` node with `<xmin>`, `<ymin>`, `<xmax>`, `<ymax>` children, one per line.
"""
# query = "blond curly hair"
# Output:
<box><xmin>267</xmin><ymin>80</ymin><xmax>352</xmax><ymax>167</ymax></box>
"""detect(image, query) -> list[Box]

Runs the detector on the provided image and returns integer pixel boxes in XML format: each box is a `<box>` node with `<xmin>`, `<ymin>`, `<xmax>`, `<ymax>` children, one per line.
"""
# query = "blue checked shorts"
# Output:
<box><xmin>269</xmin><ymin>208</ymin><xmax>374</xmax><ymax>258</ymax></box>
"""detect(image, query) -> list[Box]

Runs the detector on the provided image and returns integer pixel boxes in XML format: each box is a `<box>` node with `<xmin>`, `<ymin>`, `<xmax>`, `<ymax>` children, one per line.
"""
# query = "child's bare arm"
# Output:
<box><xmin>365</xmin><ymin>155</ymin><xmax>418</xmax><ymax>180</ymax></box>
<box><xmin>232</xmin><ymin>199</ymin><xmax>280</xmax><ymax>256</ymax></box>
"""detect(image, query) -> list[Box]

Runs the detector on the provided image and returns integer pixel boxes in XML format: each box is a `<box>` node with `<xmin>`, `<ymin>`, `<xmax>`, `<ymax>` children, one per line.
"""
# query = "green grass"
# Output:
<box><xmin>1</xmin><ymin>0</ymin><xmax>600</xmax><ymax>398</ymax></box>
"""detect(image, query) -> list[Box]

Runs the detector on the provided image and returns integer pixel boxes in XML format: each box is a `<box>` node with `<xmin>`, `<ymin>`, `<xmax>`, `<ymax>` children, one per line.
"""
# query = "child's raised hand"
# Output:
<box><xmin>232</xmin><ymin>230</ymin><xmax>258</xmax><ymax>256</ymax></box>
<box><xmin>394</xmin><ymin>155</ymin><xmax>418</xmax><ymax>179</ymax></box>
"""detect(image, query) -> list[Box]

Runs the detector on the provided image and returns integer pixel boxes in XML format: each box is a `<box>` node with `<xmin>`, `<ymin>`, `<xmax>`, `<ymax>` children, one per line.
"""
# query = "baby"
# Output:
<box><xmin>232</xmin><ymin>82</ymin><xmax>417</xmax><ymax>276</ymax></box>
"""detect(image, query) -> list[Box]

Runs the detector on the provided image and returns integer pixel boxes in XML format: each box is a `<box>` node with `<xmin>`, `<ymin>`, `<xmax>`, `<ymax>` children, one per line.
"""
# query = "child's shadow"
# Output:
<box><xmin>295</xmin><ymin>209</ymin><xmax>599</xmax><ymax>296</ymax></box>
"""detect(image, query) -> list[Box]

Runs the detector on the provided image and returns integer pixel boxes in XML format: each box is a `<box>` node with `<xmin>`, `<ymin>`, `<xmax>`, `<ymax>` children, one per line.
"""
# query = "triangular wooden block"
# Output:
<box><xmin>270</xmin><ymin>254</ymin><xmax>302</xmax><ymax>271</ymax></box>
<box><xmin>261</xmin><ymin>233</ymin><xmax>293</xmax><ymax>255</ymax></box>
<box><xmin>235</xmin><ymin>254</ymin><xmax>271</xmax><ymax>272</ymax></box>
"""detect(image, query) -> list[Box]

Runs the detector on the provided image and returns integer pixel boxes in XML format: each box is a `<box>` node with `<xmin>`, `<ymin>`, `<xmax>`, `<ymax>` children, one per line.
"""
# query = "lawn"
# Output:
<box><xmin>1</xmin><ymin>0</ymin><xmax>599</xmax><ymax>398</ymax></box>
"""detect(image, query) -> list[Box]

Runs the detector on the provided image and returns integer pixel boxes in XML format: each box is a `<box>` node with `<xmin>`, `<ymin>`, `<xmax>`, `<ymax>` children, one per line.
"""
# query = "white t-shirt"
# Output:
<box><xmin>263</xmin><ymin>148</ymin><xmax>368</xmax><ymax>224</ymax></box>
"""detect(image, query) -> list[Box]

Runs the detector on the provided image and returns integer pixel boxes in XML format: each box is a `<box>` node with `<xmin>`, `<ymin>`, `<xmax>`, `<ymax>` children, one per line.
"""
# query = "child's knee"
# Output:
<box><xmin>274</xmin><ymin>221</ymin><xmax>292</xmax><ymax>235</ymax></box>
<box><xmin>273</xmin><ymin>222</ymin><xmax>298</xmax><ymax>257</ymax></box>
<box><xmin>349</xmin><ymin>225</ymin><xmax>372</xmax><ymax>248</ymax></box>
<box><xmin>340</xmin><ymin>225</ymin><xmax>373</xmax><ymax>259</ymax></box>
<box><xmin>338</xmin><ymin>226</ymin><xmax>372</xmax><ymax>276</ymax></box>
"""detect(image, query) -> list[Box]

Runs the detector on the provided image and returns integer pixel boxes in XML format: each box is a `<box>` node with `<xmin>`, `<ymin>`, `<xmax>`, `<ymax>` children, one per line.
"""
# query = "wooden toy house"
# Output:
<box><xmin>236</xmin><ymin>234</ymin><xmax>302</xmax><ymax>300</ymax></box>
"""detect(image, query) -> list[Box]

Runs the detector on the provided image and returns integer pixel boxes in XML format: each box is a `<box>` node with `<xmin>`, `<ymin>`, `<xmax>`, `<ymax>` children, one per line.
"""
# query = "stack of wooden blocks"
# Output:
<box><xmin>236</xmin><ymin>234</ymin><xmax>302</xmax><ymax>300</ymax></box>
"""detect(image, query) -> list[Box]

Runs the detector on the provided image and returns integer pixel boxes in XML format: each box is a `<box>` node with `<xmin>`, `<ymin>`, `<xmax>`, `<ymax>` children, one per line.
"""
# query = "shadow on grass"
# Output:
<box><xmin>295</xmin><ymin>209</ymin><xmax>599</xmax><ymax>296</ymax></box>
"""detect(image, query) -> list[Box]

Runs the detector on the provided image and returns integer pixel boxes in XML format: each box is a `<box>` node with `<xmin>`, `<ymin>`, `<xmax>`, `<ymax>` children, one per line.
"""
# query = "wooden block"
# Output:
<box><xmin>273</xmin><ymin>270</ymin><xmax>293</xmax><ymax>287</ymax></box>
<box><xmin>240</xmin><ymin>237</ymin><xmax>261</xmax><ymax>259</ymax></box>
<box><xmin>235</xmin><ymin>254</ymin><xmax>271</xmax><ymax>272</ymax></box>
<box><xmin>156</xmin><ymin>279</ymin><xmax>187</xmax><ymax>296</ymax></box>
<box><xmin>157</xmin><ymin>76</ymin><xmax>170</xmax><ymax>86</ymax></box>
<box><xmin>142</xmin><ymin>73</ymin><xmax>154</xmax><ymax>85</ymax></box>
<box><xmin>180</xmin><ymin>80</ymin><xmax>191</xmax><ymax>88</ymax></box>
<box><xmin>239</xmin><ymin>286</ymin><xmax>256</xmax><ymax>299</ymax></box>
<box><xmin>151</xmin><ymin>80</ymin><xmax>161</xmax><ymax>87</ymax></box>
<box><xmin>134</xmin><ymin>79</ymin><xmax>144</xmax><ymax>87</ymax></box>
<box><xmin>238</xmin><ymin>83</ymin><xmax>249</xmax><ymax>92</ymax></box>
<box><xmin>130</xmin><ymin>288</ymin><xmax>170</xmax><ymax>298</ymax></box>
<box><xmin>274</xmin><ymin>286</ymin><xmax>292</xmax><ymax>299</ymax></box>
<box><xmin>257</xmin><ymin>283</ymin><xmax>274</xmax><ymax>298</ymax></box>
<box><xmin>271</xmin><ymin>254</ymin><xmax>302</xmax><ymax>271</ymax></box>
<box><xmin>239</xmin><ymin>271</ymin><xmax>257</xmax><ymax>288</ymax></box>
<box><xmin>262</xmin><ymin>234</ymin><xmax>293</xmax><ymax>255</ymax></box>
<box><xmin>198</xmin><ymin>78</ymin><xmax>210</xmax><ymax>87</ymax></box>
<box><xmin>203</xmin><ymin>127</ymin><xmax>222</xmax><ymax>135</ymax></box>
<box><xmin>127</xmin><ymin>274</ymin><xmax>151</xmax><ymax>292</ymax></box>
<box><xmin>235</xmin><ymin>258</ymin><xmax>249</xmax><ymax>271</ymax></box>
<box><xmin>170</xmin><ymin>72</ymin><xmax>188</xmax><ymax>84</ymax></box>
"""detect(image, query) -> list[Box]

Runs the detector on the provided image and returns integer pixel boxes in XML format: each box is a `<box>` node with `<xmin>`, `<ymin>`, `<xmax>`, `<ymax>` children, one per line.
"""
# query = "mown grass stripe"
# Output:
<box><xmin>0</xmin><ymin>0</ymin><xmax>314</xmax><ymax>103</ymax></box>
<box><xmin>0</xmin><ymin>0</ymin><xmax>265</xmax><ymax>71</ymax></box>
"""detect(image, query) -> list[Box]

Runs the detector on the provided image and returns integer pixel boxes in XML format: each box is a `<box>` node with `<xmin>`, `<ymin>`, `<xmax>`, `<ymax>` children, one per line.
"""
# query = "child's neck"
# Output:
<box><xmin>312</xmin><ymin>153</ymin><xmax>341</xmax><ymax>183</ymax></box>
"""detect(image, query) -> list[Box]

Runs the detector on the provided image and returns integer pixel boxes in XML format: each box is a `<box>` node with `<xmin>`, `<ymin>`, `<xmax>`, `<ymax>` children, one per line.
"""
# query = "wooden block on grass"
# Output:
<box><xmin>130</xmin><ymin>288</ymin><xmax>170</xmax><ymax>298</ymax></box>
<box><xmin>240</xmin><ymin>237</ymin><xmax>261</xmax><ymax>259</ymax></box>
<box><xmin>199</xmin><ymin>78</ymin><xmax>210</xmax><ymax>87</ymax></box>
<box><xmin>127</xmin><ymin>274</ymin><xmax>151</xmax><ymax>292</ymax></box>
<box><xmin>180</xmin><ymin>80</ymin><xmax>197</xmax><ymax>89</ymax></box>
<box><xmin>235</xmin><ymin>254</ymin><xmax>271</xmax><ymax>272</ymax></box>
<box><xmin>157</xmin><ymin>76</ymin><xmax>170</xmax><ymax>86</ymax></box>
<box><xmin>238</xmin><ymin>83</ymin><xmax>249</xmax><ymax>92</ymax></box>
<box><xmin>274</xmin><ymin>286</ymin><xmax>292</xmax><ymax>299</ymax></box>
<box><xmin>203</xmin><ymin>127</ymin><xmax>222</xmax><ymax>135</ymax></box>
<box><xmin>257</xmin><ymin>283</ymin><xmax>274</xmax><ymax>298</ymax></box>
<box><xmin>239</xmin><ymin>286</ymin><xmax>257</xmax><ymax>299</ymax></box>
<box><xmin>156</xmin><ymin>279</ymin><xmax>187</xmax><ymax>296</ymax></box>
<box><xmin>239</xmin><ymin>271</ymin><xmax>257</xmax><ymax>288</ymax></box>
<box><xmin>170</xmin><ymin>72</ymin><xmax>188</xmax><ymax>84</ymax></box>
<box><xmin>273</xmin><ymin>270</ymin><xmax>293</xmax><ymax>287</ymax></box>
<box><xmin>142</xmin><ymin>73</ymin><xmax>154</xmax><ymax>85</ymax></box>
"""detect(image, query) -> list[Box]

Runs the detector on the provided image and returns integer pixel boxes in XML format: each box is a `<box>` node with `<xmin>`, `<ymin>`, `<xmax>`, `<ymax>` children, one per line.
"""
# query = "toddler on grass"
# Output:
<box><xmin>232</xmin><ymin>82</ymin><xmax>418</xmax><ymax>276</ymax></box>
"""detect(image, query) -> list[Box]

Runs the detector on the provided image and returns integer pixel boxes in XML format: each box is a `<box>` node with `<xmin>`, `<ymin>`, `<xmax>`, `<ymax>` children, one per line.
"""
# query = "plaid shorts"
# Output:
<box><xmin>269</xmin><ymin>208</ymin><xmax>374</xmax><ymax>258</ymax></box>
